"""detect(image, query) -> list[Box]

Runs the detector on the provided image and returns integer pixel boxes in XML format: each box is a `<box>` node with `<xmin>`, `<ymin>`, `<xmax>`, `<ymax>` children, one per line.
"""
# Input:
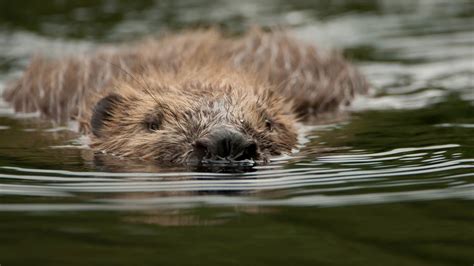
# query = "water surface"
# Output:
<box><xmin>0</xmin><ymin>1</ymin><xmax>473</xmax><ymax>265</ymax></box>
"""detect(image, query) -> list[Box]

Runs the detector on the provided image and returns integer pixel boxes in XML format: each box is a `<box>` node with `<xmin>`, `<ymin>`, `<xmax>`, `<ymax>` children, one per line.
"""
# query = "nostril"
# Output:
<box><xmin>193</xmin><ymin>139</ymin><xmax>210</xmax><ymax>158</ymax></box>
<box><xmin>240</xmin><ymin>141</ymin><xmax>258</xmax><ymax>160</ymax></box>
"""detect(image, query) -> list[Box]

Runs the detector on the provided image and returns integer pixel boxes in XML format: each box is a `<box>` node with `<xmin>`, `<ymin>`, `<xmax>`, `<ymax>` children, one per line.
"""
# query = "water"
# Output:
<box><xmin>1</xmin><ymin>1</ymin><xmax>473</xmax><ymax>265</ymax></box>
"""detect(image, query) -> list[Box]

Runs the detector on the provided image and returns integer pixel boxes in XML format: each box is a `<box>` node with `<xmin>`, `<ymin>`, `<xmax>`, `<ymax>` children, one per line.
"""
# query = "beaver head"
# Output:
<box><xmin>89</xmin><ymin>70</ymin><xmax>297</xmax><ymax>166</ymax></box>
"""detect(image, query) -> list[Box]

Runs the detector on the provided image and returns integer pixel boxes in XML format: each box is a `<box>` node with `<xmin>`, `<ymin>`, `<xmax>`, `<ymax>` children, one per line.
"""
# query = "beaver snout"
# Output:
<box><xmin>194</xmin><ymin>128</ymin><xmax>258</xmax><ymax>162</ymax></box>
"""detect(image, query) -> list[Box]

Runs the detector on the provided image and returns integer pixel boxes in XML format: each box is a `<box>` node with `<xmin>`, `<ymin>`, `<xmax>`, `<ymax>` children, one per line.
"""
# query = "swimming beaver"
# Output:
<box><xmin>3</xmin><ymin>29</ymin><xmax>369</xmax><ymax>166</ymax></box>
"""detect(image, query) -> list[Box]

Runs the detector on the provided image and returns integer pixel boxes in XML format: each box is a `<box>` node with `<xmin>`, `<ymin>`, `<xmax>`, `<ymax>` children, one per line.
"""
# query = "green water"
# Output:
<box><xmin>0</xmin><ymin>1</ymin><xmax>473</xmax><ymax>265</ymax></box>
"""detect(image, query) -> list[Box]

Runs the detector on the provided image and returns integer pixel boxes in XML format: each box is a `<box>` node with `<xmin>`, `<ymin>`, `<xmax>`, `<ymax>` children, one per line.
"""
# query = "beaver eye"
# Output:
<box><xmin>144</xmin><ymin>115</ymin><xmax>161</xmax><ymax>132</ymax></box>
<box><xmin>265</xmin><ymin>119</ymin><xmax>273</xmax><ymax>131</ymax></box>
<box><xmin>147</xmin><ymin>122</ymin><xmax>160</xmax><ymax>132</ymax></box>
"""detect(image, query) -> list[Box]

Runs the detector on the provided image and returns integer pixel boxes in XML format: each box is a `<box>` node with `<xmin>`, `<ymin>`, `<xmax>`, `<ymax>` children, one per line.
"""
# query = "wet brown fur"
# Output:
<box><xmin>3</xmin><ymin>28</ymin><xmax>369</xmax><ymax>165</ymax></box>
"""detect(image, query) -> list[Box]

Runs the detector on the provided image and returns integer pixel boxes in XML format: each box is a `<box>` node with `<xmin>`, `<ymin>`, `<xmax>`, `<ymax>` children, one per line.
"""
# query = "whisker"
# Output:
<box><xmin>137</xmin><ymin>62</ymin><xmax>158</xmax><ymax>102</ymax></box>
<box><xmin>96</xmin><ymin>57</ymin><xmax>160</xmax><ymax>105</ymax></box>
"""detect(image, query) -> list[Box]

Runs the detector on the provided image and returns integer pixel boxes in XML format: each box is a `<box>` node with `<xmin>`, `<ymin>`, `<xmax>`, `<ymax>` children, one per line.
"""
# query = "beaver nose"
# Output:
<box><xmin>194</xmin><ymin>129</ymin><xmax>257</xmax><ymax>161</ymax></box>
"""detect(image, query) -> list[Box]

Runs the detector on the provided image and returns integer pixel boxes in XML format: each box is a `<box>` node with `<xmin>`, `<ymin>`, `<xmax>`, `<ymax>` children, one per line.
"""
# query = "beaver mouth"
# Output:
<box><xmin>200</xmin><ymin>158</ymin><xmax>256</xmax><ymax>166</ymax></box>
<box><xmin>187</xmin><ymin>157</ymin><xmax>258</xmax><ymax>173</ymax></box>
<box><xmin>186</xmin><ymin>152</ymin><xmax>263</xmax><ymax>172</ymax></box>
<box><xmin>186</xmin><ymin>156</ymin><xmax>258</xmax><ymax>167</ymax></box>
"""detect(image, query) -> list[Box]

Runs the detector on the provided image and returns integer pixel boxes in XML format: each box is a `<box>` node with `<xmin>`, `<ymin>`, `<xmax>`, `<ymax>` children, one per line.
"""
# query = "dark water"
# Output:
<box><xmin>1</xmin><ymin>1</ymin><xmax>473</xmax><ymax>265</ymax></box>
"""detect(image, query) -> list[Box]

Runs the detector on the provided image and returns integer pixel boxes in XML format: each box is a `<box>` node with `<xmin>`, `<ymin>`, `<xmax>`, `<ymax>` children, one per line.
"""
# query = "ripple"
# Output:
<box><xmin>1</xmin><ymin>185</ymin><xmax>473</xmax><ymax>212</ymax></box>
<box><xmin>435</xmin><ymin>123</ymin><xmax>474</xmax><ymax>128</ymax></box>
<box><xmin>1</xmin><ymin>143</ymin><xmax>472</xmax><ymax>211</ymax></box>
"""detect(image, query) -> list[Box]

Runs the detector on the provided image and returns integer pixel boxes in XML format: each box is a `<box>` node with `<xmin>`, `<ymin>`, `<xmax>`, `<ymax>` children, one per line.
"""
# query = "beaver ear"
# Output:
<box><xmin>91</xmin><ymin>93</ymin><xmax>123</xmax><ymax>137</ymax></box>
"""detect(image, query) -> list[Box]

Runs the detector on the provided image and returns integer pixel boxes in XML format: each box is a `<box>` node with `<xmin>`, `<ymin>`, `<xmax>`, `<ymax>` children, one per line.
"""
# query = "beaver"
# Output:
<box><xmin>3</xmin><ymin>29</ymin><xmax>369</xmax><ymax>166</ymax></box>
